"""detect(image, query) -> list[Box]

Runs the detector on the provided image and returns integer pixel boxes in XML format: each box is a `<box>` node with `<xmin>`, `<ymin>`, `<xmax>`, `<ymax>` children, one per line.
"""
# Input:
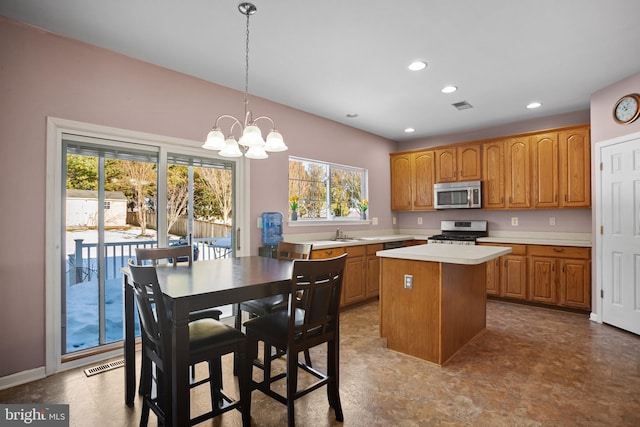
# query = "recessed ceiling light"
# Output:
<box><xmin>404</xmin><ymin>127</ymin><xmax>416</xmax><ymax>133</ymax></box>
<box><xmin>526</xmin><ymin>102</ymin><xmax>542</xmax><ymax>109</ymax></box>
<box><xmin>441</xmin><ymin>85</ymin><xmax>458</xmax><ymax>94</ymax></box>
<box><xmin>346</xmin><ymin>113</ymin><xmax>358</xmax><ymax>118</ymax></box>
<box><xmin>408</xmin><ymin>61</ymin><xmax>427</xmax><ymax>71</ymax></box>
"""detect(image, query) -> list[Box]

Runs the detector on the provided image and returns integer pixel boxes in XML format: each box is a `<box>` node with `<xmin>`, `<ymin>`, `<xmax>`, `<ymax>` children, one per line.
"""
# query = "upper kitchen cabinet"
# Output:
<box><xmin>559</xmin><ymin>126</ymin><xmax>590</xmax><ymax>207</ymax></box>
<box><xmin>482</xmin><ymin>140</ymin><xmax>505</xmax><ymax>209</ymax></box>
<box><xmin>531</xmin><ymin>125</ymin><xmax>591</xmax><ymax>208</ymax></box>
<box><xmin>505</xmin><ymin>137</ymin><xmax>531</xmax><ymax>209</ymax></box>
<box><xmin>390</xmin><ymin>151</ymin><xmax>435</xmax><ymax>211</ymax></box>
<box><xmin>435</xmin><ymin>144</ymin><xmax>481</xmax><ymax>183</ymax></box>
<box><xmin>532</xmin><ymin>132</ymin><xmax>559</xmax><ymax>208</ymax></box>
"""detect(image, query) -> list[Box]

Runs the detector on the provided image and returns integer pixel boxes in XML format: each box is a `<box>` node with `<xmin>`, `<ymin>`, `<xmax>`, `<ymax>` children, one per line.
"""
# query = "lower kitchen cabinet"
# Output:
<box><xmin>312</xmin><ymin>244</ymin><xmax>381</xmax><ymax>308</ymax></box>
<box><xmin>366</xmin><ymin>244</ymin><xmax>383</xmax><ymax>298</ymax></box>
<box><xmin>480</xmin><ymin>242</ymin><xmax>591</xmax><ymax>311</ymax></box>
<box><xmin>344</xmin><ymin>245</ymin><xmax>366</xmax><ymax>306</ymax></box>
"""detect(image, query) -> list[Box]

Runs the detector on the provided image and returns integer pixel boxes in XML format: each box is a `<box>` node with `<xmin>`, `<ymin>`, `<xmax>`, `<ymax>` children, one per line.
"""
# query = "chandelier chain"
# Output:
<box><xmin>244</xmin><ymin>11</ymin><xmax>251</xmax><ymax>115</ymax></box>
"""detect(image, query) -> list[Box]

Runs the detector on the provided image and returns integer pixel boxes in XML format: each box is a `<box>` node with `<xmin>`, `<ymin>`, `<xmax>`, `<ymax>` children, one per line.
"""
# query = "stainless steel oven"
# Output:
<box><xmin>434</xmin><ymin>180</ymin><xmax>481</xmax><ymax>209</ymax></box>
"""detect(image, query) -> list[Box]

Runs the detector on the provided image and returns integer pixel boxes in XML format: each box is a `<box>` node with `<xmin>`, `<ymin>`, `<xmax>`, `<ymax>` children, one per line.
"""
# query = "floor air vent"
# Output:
<box><xmin>83</xmin><ymin>359</ymin><xmax>125</xmax><ymax>377</ymax></box>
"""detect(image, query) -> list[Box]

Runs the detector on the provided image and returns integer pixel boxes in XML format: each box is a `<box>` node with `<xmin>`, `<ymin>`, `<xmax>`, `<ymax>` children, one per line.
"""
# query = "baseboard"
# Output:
<box><xmin>589</xmin><ymin>312</ymin><xmax>599</xmax><ymax>323</ymax></box>
<box><xmin>0</xmin><ymin>366</ymin><xmax>46</xmax><ymax>391</ymax></box>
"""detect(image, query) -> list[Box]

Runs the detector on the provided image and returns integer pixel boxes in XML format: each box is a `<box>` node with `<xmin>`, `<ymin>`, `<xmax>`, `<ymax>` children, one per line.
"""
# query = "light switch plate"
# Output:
<box><xmin>511</xmin><ymin>217</ymin><xmax>518</xmax><ymax>226</ymax></box>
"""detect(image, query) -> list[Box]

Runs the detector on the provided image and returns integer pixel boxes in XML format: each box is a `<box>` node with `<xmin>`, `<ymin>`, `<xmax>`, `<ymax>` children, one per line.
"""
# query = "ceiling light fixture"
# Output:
<box><xmin>441</xmin><ymin>85</ymin><xmax>458</xmax><ymax>94</ymax></box>
<box><xmin>202</xmin><ymin>2</ymin><xmax>286</xmax><ymax>159</ymax></box>
<box><xmin>408</xmin><ymin>61</ymin><xmax>427</xmax><ymax>71</ymax></box>
<box><xmin>526</xmin><ymin>102</ymin><xmax>542</xmax><ymax>109</ymax></box>
<box><xmin>404</xmin><ymin>127</ymin><xmax>416</xmax><ymax>133</ymax></box>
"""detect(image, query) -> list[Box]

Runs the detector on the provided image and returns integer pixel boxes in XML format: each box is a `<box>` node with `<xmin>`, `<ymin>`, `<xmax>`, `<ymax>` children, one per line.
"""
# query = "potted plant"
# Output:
<box><xmin>289</xmin><ymin>196</ymin><xmax>299</xmax><ymax>221</ymax></box>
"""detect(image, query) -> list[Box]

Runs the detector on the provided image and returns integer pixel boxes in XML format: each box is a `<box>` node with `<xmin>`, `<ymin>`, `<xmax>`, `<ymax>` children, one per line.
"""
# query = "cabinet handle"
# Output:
<box><xmin>326</xmin><ymin>250</ymin><xmax>333</xmax><ymax>256</ymax></box>
<box><xmin>501</xmin><ymin>197</ymin><xmax>504</xmax><ymax>203</ymax></box>
<box><xmin>552</xmin><ymin>264</ymin><xmax>555</xmax><ymax>272</ymax></box>
<box><xmin>553</xmin><ymin>248</ymin><xmax>565</xmax><ymax>253</ymax></box>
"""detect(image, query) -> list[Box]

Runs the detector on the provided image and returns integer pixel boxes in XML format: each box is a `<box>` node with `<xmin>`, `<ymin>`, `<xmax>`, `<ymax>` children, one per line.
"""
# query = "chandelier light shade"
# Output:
<box><xmin>202</xmin><ymin>2</ymin><xmax>287</xmax><ymax>158</ymax></box>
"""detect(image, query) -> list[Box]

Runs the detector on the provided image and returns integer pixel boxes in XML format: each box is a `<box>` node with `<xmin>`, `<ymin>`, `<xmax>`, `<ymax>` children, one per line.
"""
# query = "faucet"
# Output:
<box><xmin>335</xmin><ymin>228</ymin><xmax>341</xmax><ymax>239</ymax></box>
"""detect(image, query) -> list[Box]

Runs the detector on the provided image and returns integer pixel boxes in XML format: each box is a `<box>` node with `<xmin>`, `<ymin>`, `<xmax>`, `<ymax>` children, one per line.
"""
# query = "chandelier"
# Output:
<box><xmin>202</xmin><ymin>2</ymin><xmax>287</xmax><ymax>159</ymax></box>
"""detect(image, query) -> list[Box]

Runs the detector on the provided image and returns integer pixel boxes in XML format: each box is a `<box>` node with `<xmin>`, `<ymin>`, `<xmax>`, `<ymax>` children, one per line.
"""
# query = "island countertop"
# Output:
<box><xmin>376</xmin><ymin>244</ymin><xmax>512</xmax><ymax>265</ymax></box>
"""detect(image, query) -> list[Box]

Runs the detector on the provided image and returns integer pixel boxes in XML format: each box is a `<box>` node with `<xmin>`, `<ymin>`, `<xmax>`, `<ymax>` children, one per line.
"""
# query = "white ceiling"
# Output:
<box><xmin>2</xmin><ymin>0</ymin><xmax>640</xmax><ymax>141</ymax></box>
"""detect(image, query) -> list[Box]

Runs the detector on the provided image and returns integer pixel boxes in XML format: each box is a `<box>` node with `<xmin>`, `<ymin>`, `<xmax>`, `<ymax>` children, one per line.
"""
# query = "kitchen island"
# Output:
<box><xmin>377</xmin><ymin>244</ymin><xmax>511</xmax><ymax>365</ymax></box>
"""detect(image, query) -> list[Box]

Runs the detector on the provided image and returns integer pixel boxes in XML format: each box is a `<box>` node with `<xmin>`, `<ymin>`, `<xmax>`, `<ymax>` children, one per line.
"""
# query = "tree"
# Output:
<box><xmin>118</xmin><ymin>160</ymin><xmax>156</xmax><ymax>236</ymax></box>
<box><xmin>66</xmin><ymin>154</ymin><xmax>98</xmax><ymax>190</ymax></box>
<box><xmin>167</xmin><ymin>165</ymin><xmax>189</xmax><ymax>234</ymax></box>
<box><xmin>197</xmin><ymin>167</ymin><xmax>233</xmax><ymax>224</ymax></box>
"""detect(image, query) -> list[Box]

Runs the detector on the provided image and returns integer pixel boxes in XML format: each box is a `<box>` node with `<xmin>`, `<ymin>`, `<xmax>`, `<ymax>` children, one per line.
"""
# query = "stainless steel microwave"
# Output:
<box><xmin>434</xmin><ymin>180</ymin><xmax>482</xmax><ymax>209</ymax></box>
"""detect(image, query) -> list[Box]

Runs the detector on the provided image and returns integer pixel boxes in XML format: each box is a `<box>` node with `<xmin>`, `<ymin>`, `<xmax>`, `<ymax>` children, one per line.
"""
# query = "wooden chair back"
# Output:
<box><xmin>288</xmin><ymin>254</ymin><xmax>347</xmax><ymax>350</ymax></box>
<box><xmin>276</xmin><ymin>242</ymin><xmax>312</xmax><ymax>261</ymax></box>
<box><xmin>135</xmin><ymin>245</ymin><xmax>193</xmax><ymax>267</ymax></box>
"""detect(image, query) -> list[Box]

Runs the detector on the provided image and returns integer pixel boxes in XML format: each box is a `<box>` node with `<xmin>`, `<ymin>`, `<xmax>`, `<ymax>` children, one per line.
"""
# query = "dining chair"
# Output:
<box><xmin>127</xmin><ymin>260</ymin><xmax>251</xmax><ymax>427</ymax></box>
<box><xmin>243</xmin><ymin>253</ymin><xmax>347</xmax><ymax>427</ymax></box>
<box><xmin>235</xmin><ymin>242</ymin><xmax>313</xmax><ymax>367</ymax></box>
<box><xmin>135</xmin><ymin>245</ymin><xmax>223</xmax><ymax>393</ymax></box>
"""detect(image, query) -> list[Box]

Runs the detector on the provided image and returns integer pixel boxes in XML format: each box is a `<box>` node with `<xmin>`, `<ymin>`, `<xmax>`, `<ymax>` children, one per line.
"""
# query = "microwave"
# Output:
<box><xmin>434</xmin><ymin>180</ymin><xmax>482</xmax><ymax>209</ymax></box>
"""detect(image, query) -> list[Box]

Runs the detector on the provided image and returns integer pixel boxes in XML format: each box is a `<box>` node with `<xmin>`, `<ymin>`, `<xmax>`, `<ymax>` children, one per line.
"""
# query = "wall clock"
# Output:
<box><xmin>613</xmin><ymin>93</ymin><xmax>640</xmax><ymax>124</ymax></box>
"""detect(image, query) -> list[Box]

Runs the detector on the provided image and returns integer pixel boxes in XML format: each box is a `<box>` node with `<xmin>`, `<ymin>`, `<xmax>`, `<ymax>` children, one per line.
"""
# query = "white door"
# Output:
<box><xmin>600</xmin><ymin>136</ymin><xmax>640</xmax><ymax>335</ymax></box>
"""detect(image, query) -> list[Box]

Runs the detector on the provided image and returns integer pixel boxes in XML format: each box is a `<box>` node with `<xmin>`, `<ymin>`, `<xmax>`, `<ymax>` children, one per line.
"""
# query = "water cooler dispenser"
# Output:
<box><xmin>259</xmin><ymin>212</ymin><xmax>283</xmax><ymax>257</ymax></box>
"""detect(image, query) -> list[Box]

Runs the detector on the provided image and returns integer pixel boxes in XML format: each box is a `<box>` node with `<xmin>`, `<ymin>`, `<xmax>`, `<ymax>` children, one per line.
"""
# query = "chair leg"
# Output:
<box><xmin>209</xmin><ymin>359</ymin><xmax>223</xmax><ymax>409</ymax></box>
<box><xmin>303</xmin><ymin>349</ymin><xmax>312</xmax><ymax>368</ymax></box>
<box><xmin>286</xmin><ymin>349</ymin><xmax>299</xmax><ymax>427</ymax></box>
<box><xmin>139</xmin><ymin>356</ymin><xmax>152</xmax><ymax>395</ymax></box>
<box><xmin>326</xmin><ymin>340</ymin><xmax>343</xmax><ymax>422</ymax></box>
<box><xmin>237</xmin><ymin>342</ymin><xmax>252</xmax><ymax>427</ymax></box>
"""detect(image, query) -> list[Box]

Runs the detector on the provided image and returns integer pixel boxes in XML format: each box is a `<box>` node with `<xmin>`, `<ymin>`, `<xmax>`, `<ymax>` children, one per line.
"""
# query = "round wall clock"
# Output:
<box><xmin>613</xmin><ymin>93</ymin><xmax>640</xmax><ymax>124</ymax></box>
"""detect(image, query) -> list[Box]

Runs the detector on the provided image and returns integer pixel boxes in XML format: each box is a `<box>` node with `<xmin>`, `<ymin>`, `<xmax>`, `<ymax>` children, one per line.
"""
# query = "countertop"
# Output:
<box><xmin>476</xmin><ymin>236</ymin><xmax>591</xmax><ymax>247</ymax></box>
<box><xmin>296</xmin><ymin>235</ymin><xmax>415</xmax><ymax>250</ymax></box>
<box><xmin>376</xmin><ymin>244</ymin><xmax>512</xmax><ymax>265</ymax></box>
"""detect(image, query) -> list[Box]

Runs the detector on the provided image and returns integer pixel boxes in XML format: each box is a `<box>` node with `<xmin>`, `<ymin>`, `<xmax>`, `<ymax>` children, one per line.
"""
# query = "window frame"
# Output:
<box><xmin>288</xmin><ymin>156</ymin><xmax>369</xmax><ymax>225</ymax></box>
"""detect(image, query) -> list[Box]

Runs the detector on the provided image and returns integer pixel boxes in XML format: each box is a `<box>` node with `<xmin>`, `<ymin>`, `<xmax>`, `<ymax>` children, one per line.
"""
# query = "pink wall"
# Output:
<box><xmin>590</xmin><ymin>72</ymin><xmax>640</xmax><ymax>143</ymax></box>
<box><xmin>0</xmin><ymin>18</ymin><xmax>395</xmax><ymax>377</ymax></box>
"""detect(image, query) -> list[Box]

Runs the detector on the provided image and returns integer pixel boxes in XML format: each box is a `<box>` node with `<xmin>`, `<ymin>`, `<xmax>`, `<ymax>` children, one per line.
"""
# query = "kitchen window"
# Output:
<box><xmin>288</xmin><ymin>156</ymin><xmax>367</xmax><ymax>221</ymax></box>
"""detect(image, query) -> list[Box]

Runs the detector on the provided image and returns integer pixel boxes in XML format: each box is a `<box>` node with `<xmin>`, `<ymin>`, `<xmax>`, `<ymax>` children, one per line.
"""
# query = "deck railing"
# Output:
<box><xmin>67</xmin><ymin>236</ymin><xmax>231</xmax><ymax>284</ymax></box>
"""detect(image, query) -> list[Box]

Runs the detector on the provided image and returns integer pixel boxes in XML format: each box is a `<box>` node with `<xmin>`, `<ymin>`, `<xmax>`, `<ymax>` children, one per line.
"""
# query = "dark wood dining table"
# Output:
<box><xmin>122</xmin><ymin>255</ymin><xmax>293</xmax><ymax>427</ymax></box>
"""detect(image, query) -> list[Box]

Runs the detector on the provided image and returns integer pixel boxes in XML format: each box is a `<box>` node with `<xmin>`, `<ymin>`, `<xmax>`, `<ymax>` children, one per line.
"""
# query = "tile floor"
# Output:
<box><xmin>1</xmin><ymin>300</ymin><xmax>639</xmax><ymax>426</ymax></box>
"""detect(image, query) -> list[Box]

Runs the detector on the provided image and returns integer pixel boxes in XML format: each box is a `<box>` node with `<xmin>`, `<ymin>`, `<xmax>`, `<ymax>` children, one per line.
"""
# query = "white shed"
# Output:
<box><xmin>66</xmin><ymin>190</ymin><xmax>128</xmax><ymax>227</ymax></box>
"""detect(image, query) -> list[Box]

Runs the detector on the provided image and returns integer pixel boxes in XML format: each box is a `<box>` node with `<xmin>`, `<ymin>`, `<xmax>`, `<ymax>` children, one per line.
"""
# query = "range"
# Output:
<box><xmin>428</xmin><ymin>220</ymin><xmax>488</xmax><ymax>246</ymax></box>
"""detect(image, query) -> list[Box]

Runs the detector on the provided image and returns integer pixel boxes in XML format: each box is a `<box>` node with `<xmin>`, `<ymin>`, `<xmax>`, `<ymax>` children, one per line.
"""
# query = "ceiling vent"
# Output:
<box><xmin>452</xmin><ymin>101</ymin><xmax>473</xmax><ymax>110</ymax></box>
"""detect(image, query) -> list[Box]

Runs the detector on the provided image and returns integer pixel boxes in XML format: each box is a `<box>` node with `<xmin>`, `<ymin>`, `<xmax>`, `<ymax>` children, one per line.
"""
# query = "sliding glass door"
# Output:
<box><xmin>62</xmin><ymin>137</ymin><xmax>235</xmax><ymax>357</ymax></box>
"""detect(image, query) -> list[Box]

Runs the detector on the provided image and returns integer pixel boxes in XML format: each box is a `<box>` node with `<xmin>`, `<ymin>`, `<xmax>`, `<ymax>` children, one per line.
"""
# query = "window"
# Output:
<box><xmin>288</xmin><ymin>157</ymin><xmax>367</xmax><ymax>220</ymax></box>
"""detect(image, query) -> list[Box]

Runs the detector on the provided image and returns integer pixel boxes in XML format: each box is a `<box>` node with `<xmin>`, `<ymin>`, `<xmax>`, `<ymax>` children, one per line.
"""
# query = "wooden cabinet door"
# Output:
<box><xmin>365</xmin><ymin>244</ymin><xmax>383</xmax><ymax>298</ymax></box>
<box><xmin>532</xmin><ymin>133</ymin><xmax>559</xmax><ymax>208</ymax></box>
<box><xmin>560</xmin><ymin>259</ymin><xmax>591</xmax><ymax>309</ymax></box>
<box><xmin>343</xmin><ymin>247</ymin><xmax>366</xmax><ymax>306</ymax></box>
<box><xmin>390</xmin><ymin>154</ymin><xmax>412</xmax><ymax>211</ymax></box>
<box><xmin>501</xmin><ymin>255</ymin><xmax>527</xmax><ymax>299</ymax></box>
<box><xmin>505</xmin><ymin>137</ymin><xmax>531</xmax><ymax>209</ymax></box>
<box><xmin>560</xmin><ymin>127</ymin><xmax>591</xmax><ymax>207</ymax></box>
<box><xmin>457</xmin><ymin>144</ymin><xmax>482</xmax><ymax>181</ymax></box>
<box><xmin>483</xmin><ymin>141</ymin><xmax>505</xmax><ymax>209</ymax></box>
<box><xmin>435</xmin><ymin>148</ymin><xmax>457</xmax><ymax>183</ymax></box>
<box><xmin>486</xmin><ymin>257</ymin><xmax>501</xmax><ymax>295</ymax></box>
<box><xmin>529</xmin><ymin>256</ymin><xmax>558</xmax><ymax>304</ymax></box>
<box><xmin>412</xmin><ymin>151</ymin><xmax>435</xmax><ymax>210</ymax></box>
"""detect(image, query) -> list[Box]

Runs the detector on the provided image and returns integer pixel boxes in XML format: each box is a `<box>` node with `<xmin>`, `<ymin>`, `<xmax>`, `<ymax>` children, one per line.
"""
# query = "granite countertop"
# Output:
<box><xmin>476</xmin><ymin>236</ymin><xmax>591</xmax><ymax>247</ymax></box>
<box><xmin>376</xmin><ymin>244</ymin><xmax>512</xmax><ymax>265</ymax></box>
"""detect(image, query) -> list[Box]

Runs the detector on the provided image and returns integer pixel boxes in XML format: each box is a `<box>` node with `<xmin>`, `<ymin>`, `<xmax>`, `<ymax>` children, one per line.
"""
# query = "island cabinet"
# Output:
<box><xmin>435</xmin><ymin>144</ymin><xmax>481</xmax><ymax>183</ymax></box>
<box><xmin>390</xmin><ymin>151</ymin><xmax>435</xmax><ymax>211</ymax></box>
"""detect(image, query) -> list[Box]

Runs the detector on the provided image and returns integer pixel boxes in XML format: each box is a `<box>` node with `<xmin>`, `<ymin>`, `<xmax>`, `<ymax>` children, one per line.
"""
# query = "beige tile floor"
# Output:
<box><xmin>1</xmin><ymin>299</ymin><xmax>639</xmax><ymax>426</ymax></box>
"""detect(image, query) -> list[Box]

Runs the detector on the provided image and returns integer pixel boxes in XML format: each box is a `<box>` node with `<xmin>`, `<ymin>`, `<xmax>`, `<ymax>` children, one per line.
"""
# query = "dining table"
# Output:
<box><xmin>122</xmin><ymin>255</ymin><xmax>293</xmax><ymax>427</ymax></box>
